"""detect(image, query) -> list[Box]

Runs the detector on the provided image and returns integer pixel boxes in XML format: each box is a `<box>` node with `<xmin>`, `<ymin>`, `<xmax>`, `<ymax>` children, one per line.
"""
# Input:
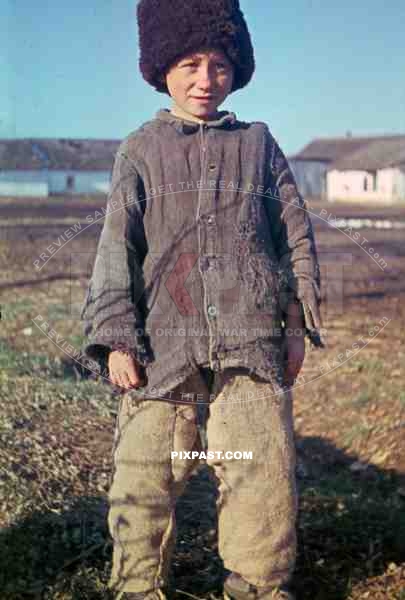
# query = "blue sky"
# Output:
<box><xmin>1</xmin><ymin>0</ymin><xmax>405</xmax><ymax>155</ymax></box>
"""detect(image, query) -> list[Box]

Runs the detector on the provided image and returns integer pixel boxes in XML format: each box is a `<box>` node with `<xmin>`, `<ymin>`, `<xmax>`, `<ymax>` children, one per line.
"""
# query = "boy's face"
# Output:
<box><xmin>165</xmin><ymin>47</ymin><xmax>234</xmax><ymax>123</ymax></box>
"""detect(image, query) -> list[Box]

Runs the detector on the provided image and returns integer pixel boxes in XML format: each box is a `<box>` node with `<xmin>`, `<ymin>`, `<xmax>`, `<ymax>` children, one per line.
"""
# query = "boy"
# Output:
<box><xmin>81</xmin><ymin>1</ymin><xmax>324</xmax><ymax>599</ymax></box>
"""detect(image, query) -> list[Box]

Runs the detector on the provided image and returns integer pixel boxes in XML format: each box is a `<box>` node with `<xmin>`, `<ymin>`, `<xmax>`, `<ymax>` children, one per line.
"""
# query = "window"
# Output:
<box><xmin>372</xmin><ymin>172</ymin><xmax>377</xmax><ymax>192</ymax></box>
<box><xmin>66</xmin><ymin>175</ymin><xmax>75</xmax><ymax>191</ymax></box>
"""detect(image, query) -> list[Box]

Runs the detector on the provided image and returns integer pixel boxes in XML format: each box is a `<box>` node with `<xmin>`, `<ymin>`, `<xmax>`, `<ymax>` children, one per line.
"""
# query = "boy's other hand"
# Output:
<box><xmin>282</xmin><ymin>300</ymin><xmax>306</xmax><ymax>387</ymax></box>
<box><xmin>108</xmin><ymin>351</ymin><xmax>147</xmax><ymax>389</ymax></box>
<box><xmin>282</xmin><ymin>331</ymin><xmax>305</xmax><ymax>388</ymax></box>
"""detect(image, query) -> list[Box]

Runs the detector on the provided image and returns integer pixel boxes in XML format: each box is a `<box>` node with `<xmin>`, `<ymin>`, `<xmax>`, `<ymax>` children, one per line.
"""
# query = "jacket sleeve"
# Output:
<box><xmin>263</xmin><ymin>126</ymin><xmax>325</xmax><ymax>349</ymax></box>
<box><xmin>80</xmin><ymin>143</ymin><xmax>154</xmax><ymax>372</ymax></box>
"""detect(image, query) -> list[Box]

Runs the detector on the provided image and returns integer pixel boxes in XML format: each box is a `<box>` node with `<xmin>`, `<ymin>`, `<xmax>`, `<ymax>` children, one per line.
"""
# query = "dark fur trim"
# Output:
<box><xmin>137</xmin><ymin>0</ymin><xmax>255</xmax><ymax>94</ymax></box>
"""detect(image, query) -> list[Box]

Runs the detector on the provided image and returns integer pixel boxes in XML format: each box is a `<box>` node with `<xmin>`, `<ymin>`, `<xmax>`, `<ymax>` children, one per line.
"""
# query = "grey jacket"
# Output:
<box><xmin>80</xmin><ymin>108</ymin><xmax>324</xmax><ymax>398</ymax></box>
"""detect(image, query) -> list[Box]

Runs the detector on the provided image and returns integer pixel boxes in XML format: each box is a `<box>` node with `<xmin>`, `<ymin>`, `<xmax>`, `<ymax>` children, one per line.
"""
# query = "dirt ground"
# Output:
<box><xmin>0</xmin><ymin>196</ymin><xmax>404</xmax><ymax>599</ymax></box>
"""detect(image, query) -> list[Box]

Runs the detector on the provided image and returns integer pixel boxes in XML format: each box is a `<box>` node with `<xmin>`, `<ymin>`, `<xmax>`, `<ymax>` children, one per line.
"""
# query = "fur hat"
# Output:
<box><xmin>136</xmin><ymin>0</ymin><xmax>255</xmax><ymax>95</ymax></box>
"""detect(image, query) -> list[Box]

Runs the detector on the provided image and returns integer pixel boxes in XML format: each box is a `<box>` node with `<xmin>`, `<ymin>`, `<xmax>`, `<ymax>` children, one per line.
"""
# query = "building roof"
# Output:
<box><xmin>0</xmin><ymin>138</ymin><xmax>121</xmax><ymax>171</ymax></box>
<box><xmin>290</xmin><ymin>134</ymin><xmax>405</xmax><ymax>165</ymax></box>
<box><xmin>328</xmin><ymin>135</ymin><xmax>405</xmax><ymax>171</ymax></box>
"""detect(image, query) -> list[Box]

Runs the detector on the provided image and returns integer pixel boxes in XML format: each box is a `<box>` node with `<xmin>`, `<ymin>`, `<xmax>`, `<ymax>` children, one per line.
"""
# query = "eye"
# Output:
<box><xmin>216</xmin><ymin>62</ymin><xmax>229</xmax><ymax>71</ymax></box>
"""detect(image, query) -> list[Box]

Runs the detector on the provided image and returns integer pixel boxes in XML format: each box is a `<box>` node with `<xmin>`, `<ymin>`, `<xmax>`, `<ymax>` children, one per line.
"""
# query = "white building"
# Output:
<box><xmin>0</xmin><ymin>138</ymin><xmax>120</xmax><ymax>197</ymax></box>
<box><xmin>288</xmin><ymin>135</ymin><xmax>377</xmax><ymax>199</ymax></box>
<box><xmin>326</xmin><ymin>135</ymin><xmax>405</xmax><ymax>203</ymax></box>
<box><xmin>289</xmin><ymin>134</ymin><xmax>405</xmax><ymax>203</ymax></box>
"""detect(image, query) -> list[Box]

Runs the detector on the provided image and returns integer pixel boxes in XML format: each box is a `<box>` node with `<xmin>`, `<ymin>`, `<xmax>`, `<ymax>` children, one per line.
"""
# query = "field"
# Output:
<box><xmin>0</xmin><ymin>195</ymin><xmax>404</xmax><ymax>599</ymax></box>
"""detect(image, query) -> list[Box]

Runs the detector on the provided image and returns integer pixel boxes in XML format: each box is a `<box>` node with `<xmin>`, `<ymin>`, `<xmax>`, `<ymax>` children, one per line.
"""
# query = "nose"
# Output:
<box><xmin>196</xmin><ymin>66</ymin><xmax>215</xmax><ymax>92</ymax></box>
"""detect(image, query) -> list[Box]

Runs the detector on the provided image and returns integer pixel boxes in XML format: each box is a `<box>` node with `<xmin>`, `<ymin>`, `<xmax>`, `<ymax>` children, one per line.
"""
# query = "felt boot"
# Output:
<box><xmin>223</xmin><ymin>572</ymin><xmax>295</xmax><ymax>600</ymax></box>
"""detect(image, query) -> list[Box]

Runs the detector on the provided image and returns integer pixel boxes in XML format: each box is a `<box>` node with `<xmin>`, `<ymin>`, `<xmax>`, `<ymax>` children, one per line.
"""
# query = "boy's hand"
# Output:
<box><xmin>283</xmin><ymin>333</ymin><xmax>305</xmax><ymax>387</ymax></box>
<box><xmin>108</xmin><ymin>351</ymin><xmax>147</xmax><ymax>389</ymax></box>
<box><xmin>283</xmin><ymin>301</ymin><xmax>306</xmax><ymax>387</ymax></box>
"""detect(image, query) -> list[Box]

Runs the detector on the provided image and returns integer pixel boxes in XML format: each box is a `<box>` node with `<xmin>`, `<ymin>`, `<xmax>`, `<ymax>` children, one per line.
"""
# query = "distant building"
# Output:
<box><xmin>288</xmin><ymin>135</ymin><xmax>386</xmax><ymax>199</ymax></box>
<box><xmin>326</xmin><ymin>135</ymin><xmax>405</xmax><ymax>203</ymax></box>
<box><xmin>289</xmin><ymin>134</ymin><xmax>405</xmax><ymax>203</ymax></box>
<box><xmin>0</xmin><ymin>138</ymin><xmax>120</xmax><ymax>197</ymax></box>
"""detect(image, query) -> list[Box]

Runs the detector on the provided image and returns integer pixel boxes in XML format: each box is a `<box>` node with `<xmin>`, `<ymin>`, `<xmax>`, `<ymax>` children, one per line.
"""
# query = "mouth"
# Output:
<box><xmin>192</xmin><ymin>96</ymin><xmax>215</xmax><ymax>102</ymax></box>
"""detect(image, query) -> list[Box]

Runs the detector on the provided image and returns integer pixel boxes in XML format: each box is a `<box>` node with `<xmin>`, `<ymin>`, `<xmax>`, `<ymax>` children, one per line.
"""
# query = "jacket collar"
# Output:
<box><xmin>155</xmin><ymin>108</ymin><xmax>237</xmax><ymax>134</ymax></box>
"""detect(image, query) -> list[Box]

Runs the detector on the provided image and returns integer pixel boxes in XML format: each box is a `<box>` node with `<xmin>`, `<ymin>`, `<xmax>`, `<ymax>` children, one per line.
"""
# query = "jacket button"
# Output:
<box><xmin>207</xmin><ymin>304</ymin><xmax>217</xmax><ymax>318</ymax></box>
<box><xmin>200</xmin><ymin>256</ymin><xmax>209</xmax><ymax>271</ymax></box>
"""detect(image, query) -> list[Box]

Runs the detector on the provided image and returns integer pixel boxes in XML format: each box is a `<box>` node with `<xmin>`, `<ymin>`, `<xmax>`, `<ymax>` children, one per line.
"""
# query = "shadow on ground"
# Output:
<box><xmin>0</xmin><ymin>437</ymin><xmax>404</xmax><ymax>600</ymax></box>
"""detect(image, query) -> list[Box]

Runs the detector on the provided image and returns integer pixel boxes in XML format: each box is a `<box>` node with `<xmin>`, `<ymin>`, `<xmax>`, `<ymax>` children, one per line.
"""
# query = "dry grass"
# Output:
<box><xmin>0</xmin><ymin>196</ymin><xmax>404</xmax><ymax>599</ymax></box>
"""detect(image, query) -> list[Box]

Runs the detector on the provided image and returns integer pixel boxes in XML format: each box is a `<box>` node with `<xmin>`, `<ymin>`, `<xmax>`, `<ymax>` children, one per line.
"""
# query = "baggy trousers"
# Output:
<box><xmin>107</xmin><ymin>367</ymin><xmax>298</xmax><ymax>595</ymax></box>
